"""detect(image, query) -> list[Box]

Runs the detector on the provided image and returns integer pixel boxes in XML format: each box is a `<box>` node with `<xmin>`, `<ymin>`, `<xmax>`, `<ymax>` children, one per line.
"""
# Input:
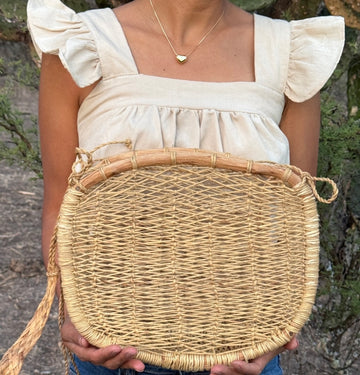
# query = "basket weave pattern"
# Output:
<box><xmin>57</xmin><ymin>150</ymin><xmax>320</xmax><ymax>370</ymax></box>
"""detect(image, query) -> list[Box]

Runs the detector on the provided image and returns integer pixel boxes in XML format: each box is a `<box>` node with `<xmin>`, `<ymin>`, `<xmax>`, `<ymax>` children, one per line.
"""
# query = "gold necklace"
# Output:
<box><xmin>149</xmin><ymin>0</ymin><xmax>225</xmax><ymax>64</ymax></box>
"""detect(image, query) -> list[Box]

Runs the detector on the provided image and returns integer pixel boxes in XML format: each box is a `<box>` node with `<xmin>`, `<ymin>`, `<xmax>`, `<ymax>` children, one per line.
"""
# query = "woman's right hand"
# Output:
<box><xmin>61</xmin><ymin>315</ymin><xmax>145</xmax><ymax>371</ymax></box>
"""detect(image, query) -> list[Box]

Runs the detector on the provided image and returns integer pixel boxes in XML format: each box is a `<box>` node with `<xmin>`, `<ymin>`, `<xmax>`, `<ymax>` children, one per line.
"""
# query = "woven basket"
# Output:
<box><xmin>0</xmin><ymin>145</ymin><xmax>338</xmax><ymax>375</ymax></box>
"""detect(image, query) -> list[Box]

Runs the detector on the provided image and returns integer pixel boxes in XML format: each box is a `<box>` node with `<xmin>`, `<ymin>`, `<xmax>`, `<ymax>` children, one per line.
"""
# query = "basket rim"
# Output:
<box><xmin>77</xmin><ymin>148</ymin><xmax>302</xmax><ymax>190</ymax></box>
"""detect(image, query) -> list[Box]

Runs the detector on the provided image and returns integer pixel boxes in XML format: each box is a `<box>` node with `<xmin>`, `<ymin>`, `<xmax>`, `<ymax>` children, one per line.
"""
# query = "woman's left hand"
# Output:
<box><xmin>210</xmin><ymin>336</ymin><xmax>298</xmax><ymax>375</ymax></box>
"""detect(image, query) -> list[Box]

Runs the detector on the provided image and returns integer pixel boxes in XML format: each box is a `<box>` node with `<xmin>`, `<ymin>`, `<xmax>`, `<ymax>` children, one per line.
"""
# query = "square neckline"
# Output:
<box><xmin>107</xmin><ymin>8</ymin><xmax>260</xmax><ymax>85</ymax></box>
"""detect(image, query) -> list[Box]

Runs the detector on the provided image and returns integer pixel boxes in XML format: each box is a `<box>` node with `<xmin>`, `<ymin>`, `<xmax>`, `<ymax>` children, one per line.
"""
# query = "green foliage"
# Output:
<box><xmin>62</xmin><ymin>0</ymin><xmax>90</xmax><ymax>12</ymax></box>
<box><xmin>0</xmin><ymin>0</ymin><xmax>27</xmax><ymax>19</ymax></box>
<box><xmin>347</xmin><ymin>57</ymin><xmax>360</xmax><ymax>119</ymax></box>
<box><xmin>230</xmin><ymin>0</ymin><xmax>276</xmax><ymax>11</ymax></box>
<box><xmin>318</xmin><ymin>97</ymin><xmax>359</xmax><ymax>176</ymax></box>
<box><xmin>96</xmin><ymin>0</ymin><xmax>114</xmax><ymax>7</ymax></box>
<box><xmin>96</xmin><ymin>0</ymin><xmax>124</xmax><ymax>8</ymax></box>
<box><xmin>0</xmin><ymin>57</ymin><xmax>5</xmax><ymax>75</ymax></box>
<box><xmin>0</xmin><ymin>92</ymin><xmax>42</xmax><ymax>178</ymax></box>
<box><xmin>315</xmin><ymin>93</ymin><xmax>360</xmax><ymax>367</ymax></box>
<box><xmin>8</xmin><ymin>60</ymin><xmax>40</xmax><ymax>88</ymax></box>
<box><xmin>0</xmin><ymin>0</ymin><xmax>27</xmax><ymax>40</ymax></box>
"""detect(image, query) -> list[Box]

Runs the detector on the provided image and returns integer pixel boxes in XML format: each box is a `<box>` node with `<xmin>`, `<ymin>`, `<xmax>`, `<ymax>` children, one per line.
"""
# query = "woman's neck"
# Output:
<box><xmin>140</xmin><ymin>0</ymin><xmax>229</xmax><ymax>46</ymax></box>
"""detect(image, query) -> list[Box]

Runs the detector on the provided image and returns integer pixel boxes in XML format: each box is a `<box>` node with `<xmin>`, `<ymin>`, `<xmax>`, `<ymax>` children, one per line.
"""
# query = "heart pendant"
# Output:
<box><xmin>176</xmin><ymin>55</ymin><xmax>187</xmax><ymax>64</ymax></box>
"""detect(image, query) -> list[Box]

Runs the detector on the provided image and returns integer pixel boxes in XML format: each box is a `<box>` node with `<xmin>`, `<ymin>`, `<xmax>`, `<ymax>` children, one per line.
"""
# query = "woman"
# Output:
<box><xmin>27</xmin><ymin>0</ymin><xmax>344</xmax><ymax>374</ymax></box>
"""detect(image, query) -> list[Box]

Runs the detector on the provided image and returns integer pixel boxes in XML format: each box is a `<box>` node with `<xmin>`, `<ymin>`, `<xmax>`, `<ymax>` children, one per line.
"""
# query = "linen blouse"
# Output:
<box><xmin>27</xmin><ymin>0</ymin><xmax>345</xmax><ymax>163</ymax></box>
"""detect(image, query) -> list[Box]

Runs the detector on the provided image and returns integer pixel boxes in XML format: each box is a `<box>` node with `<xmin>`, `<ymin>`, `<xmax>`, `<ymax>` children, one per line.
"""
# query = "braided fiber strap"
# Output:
<box><xmin>0</xmin><ymin>146</ymin><xmax>338</xmax><ymax>374</ymax></box>
<box><xmin>0</xmin><ymin>232</ymin><xmax>59</xmax><ymax>375</ymax></box>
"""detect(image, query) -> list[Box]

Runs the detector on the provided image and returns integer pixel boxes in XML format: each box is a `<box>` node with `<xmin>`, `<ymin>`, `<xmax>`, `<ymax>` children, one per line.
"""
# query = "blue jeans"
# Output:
<box><xmin>69</xmin><ymin>355</ymin><xmax>282</xmax><ymax>375</ymax></box>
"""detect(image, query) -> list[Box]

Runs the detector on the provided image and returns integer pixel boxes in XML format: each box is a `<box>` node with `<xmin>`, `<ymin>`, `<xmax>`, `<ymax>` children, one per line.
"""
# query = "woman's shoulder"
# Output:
<box><xmin>286</xmin><ymin>15</ymin><xmax>345</xmax><ymax>102</ymax></box>
<box><xmin>27</xmin><ymin>0</ymin><xmax>107</xmax><ymax>87</ymax></box>
<box><xmin>29</xmin><ymin>0</ymin><xmax>138</xmax><ymax>89</ymax></box>
<box><xmin>254</xmin><ymin>13</ymin><xmax>345</xmax><ymax>102</ymax></box>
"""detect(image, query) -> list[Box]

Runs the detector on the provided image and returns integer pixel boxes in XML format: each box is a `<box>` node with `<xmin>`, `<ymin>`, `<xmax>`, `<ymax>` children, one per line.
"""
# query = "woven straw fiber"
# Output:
<box><xmin>56</xmin><ymin>147</ymin><xmax>335</xmax><ymax>371</ymax></box>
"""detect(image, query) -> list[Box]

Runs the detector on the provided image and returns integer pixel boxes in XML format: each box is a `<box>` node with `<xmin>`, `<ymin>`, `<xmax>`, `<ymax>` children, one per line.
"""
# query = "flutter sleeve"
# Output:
<box><xmin>27</xmin><ymin>0</ymin><xmax>102</xmax><ymax>87</ymax></box>
<box><xmin>285</xmin><ymin>16</ymin><xmax>345</xmax><ymax>102</ymax></box>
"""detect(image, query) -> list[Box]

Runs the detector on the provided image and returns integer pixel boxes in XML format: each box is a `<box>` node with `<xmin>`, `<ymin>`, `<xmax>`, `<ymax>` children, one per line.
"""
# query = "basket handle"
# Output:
<box><xmin>0</xmin><ymin>229</ymin><xmax>59</xmax><ymax>375</ymax></box>
<box><xmin>306</xmin><ymin>175</ymin><xmax>338</xmax><ymax>204</ymax></box>
<box><xmin>69</xmin><ymin>145</ymin><xmax>339</xmax><ymax>204</ymax></box>
<box><xmin>289</xmin><ymin>165</ymin><xmax>338</xmax><ymax>204</ymax></box>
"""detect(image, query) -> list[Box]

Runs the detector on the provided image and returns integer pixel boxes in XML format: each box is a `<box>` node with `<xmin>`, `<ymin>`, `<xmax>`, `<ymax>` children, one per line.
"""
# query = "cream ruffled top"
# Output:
<box><xmin>27</xmin><ymin>0</ymin><xmax>345</xmax><ymax>163</ymax></box>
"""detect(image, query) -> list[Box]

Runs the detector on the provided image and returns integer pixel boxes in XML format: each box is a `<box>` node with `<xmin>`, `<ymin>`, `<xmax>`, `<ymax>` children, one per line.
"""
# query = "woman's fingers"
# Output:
<box><xmin>61</xmin><ymin>317</ymin><xmax>91</xmax><ymax>348</ymax></box>
<box><xmin>284</xmin><ymin>336</ymin><xmax>299</xmax><ymax>350</ymax></box>
<box><xmin>211</xmin><ymin>361</ymin><xmax>263</xmax><ymax>375</ymax></box>
<box><xmin>61</xmin><ymin>316</ymin><xmax>145</xmax><ymax>371</ymax></box>
<box><xmin>211</xmin><ymin>354</ymin><xmax>271</xmax><ymax>375</ymax></box>
<box><xmin>100</xmin><ymin>348</ymin><xmax>146</xmax><ymax>371</ymax></box>
<box><xmin>210</xmin><ymin>336</ymin><xmax>299</xmax><ymax>375</ymax></box>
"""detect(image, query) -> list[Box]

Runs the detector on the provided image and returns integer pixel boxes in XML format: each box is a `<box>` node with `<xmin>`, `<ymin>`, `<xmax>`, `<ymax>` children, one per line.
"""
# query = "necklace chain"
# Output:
<box><xmin>149</xmin><ymin>0</ymin><xmax>225</xmax><ymax>64</ymax></box>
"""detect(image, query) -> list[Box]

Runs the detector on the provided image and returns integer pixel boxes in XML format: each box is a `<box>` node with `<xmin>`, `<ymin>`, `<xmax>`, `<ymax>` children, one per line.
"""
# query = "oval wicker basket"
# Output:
<box><xmin>0</xmin><ymin>146</ymin><xmax>338</xmax><ymax>375</ymax></box>
<box><xmin>57</xmin><ymin>147</ymin><xmax>336</xmax><ymax>371</ymax></box>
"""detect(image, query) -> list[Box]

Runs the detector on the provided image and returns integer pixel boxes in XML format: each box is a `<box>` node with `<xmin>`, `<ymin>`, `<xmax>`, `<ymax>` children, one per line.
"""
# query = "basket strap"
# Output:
<box><xmin>0</xmin><ymin>229</ymin><xmax>59</xmax><ymax>375</ymax></box>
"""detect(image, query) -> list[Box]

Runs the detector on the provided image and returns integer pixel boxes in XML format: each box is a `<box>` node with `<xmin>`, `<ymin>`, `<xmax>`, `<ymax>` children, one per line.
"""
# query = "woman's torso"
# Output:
<box><xmin>27</xmin><ymin>0</ymin><xmax>345</xmax><ymax>163</ymax></box>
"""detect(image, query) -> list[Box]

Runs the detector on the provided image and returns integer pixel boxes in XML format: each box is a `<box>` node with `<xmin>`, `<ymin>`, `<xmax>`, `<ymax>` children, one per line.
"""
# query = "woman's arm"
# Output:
<box><xmin>39</xmin><ymin>53</ymin><xmax>80</xmax><ymax>266</ymax></box>
<box><xmin>39</xmin><ymin>53</ymin><xmax>145</xmax><ymax>371</ymax></box>
<box><xmin>280</xmin><ymin>93</ymin><xmax>321</xmax><ymax>175</ymax></box>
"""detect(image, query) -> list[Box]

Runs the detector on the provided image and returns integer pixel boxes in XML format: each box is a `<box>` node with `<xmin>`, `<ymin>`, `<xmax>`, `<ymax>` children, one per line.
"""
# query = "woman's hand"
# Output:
<box><xmin>61</xmin><ymin>315</ymin><xmax>145</xmax><ymax>371</ymax></box>
<box><xmin>210</xmin><ymin>337</ymin><xmax>298</xmax><ymax>375</ymax></box>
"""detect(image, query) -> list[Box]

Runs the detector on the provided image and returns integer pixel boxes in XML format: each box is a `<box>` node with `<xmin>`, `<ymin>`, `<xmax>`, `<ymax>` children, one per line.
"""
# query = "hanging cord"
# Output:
<box><xmin>68</xmin><ymin>140</ymin><xmax>133</xmax><ymax>190</ymax></box>
<box><xmin>289</xmin><ymin>165</ymin><xmax>339</xmax><ymax>204</ymax></box>
<box><xmin>305</xmin><ymin>175</ymin><xmax>338</xmax><ymax>204</ymax></box>
<box><xmin>0</xmin><ymin>229</ymin><xmax>59</xmax><ymax>375</ymax></box>
<box><xmin>59</xmin><ymin>285</ymin><xmax>80</xmax><ymax>375</ymax></box>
